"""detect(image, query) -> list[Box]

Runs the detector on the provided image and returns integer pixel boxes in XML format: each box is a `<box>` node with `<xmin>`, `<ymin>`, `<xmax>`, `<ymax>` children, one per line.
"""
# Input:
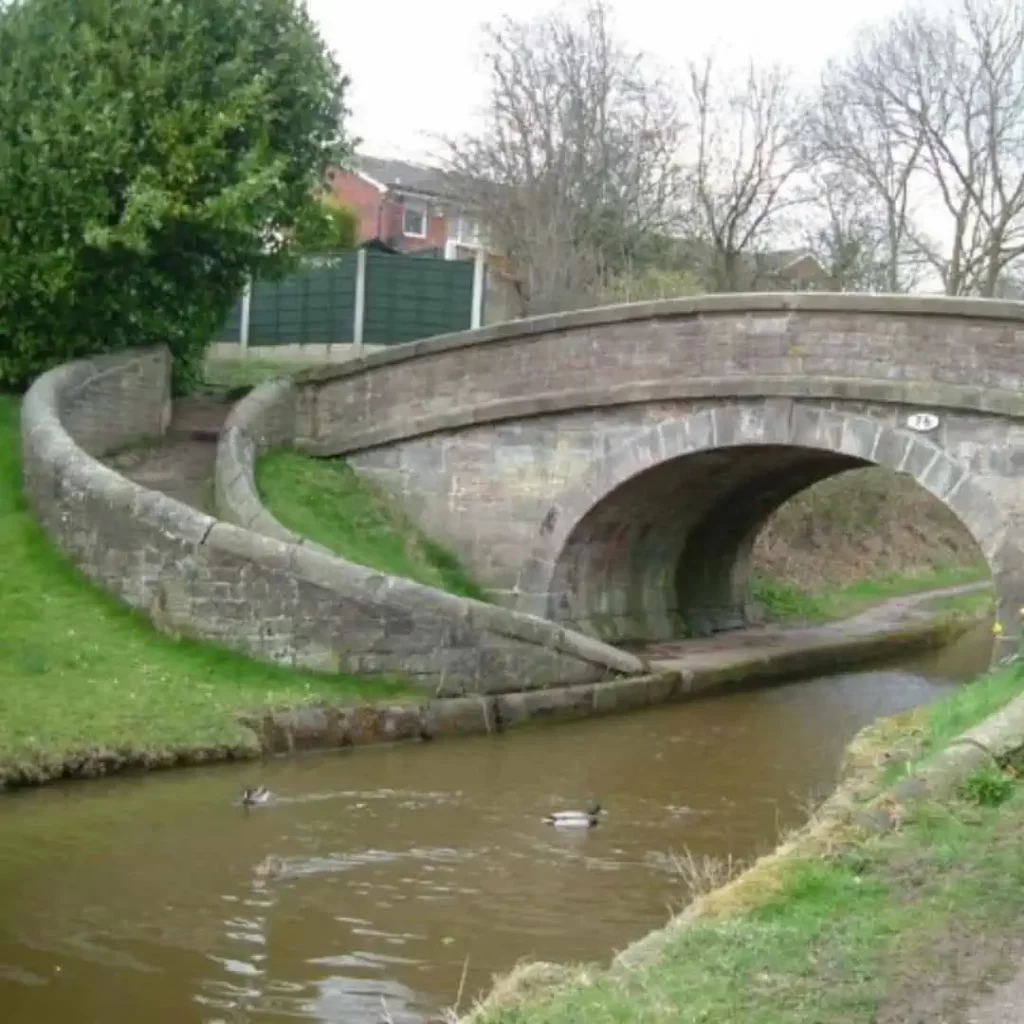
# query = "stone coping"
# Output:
<box><xmin>292</xmin><ymin>292</ymin><xmax>1024</xmax><ymax>387</ymax></box>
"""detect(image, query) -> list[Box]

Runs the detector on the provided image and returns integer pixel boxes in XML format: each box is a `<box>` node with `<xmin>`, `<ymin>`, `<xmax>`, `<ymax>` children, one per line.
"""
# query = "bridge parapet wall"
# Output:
<box><xmin>287</xmin><ymin>294</ymin><xmax>1024</xmax><ymax>655</ymax></box>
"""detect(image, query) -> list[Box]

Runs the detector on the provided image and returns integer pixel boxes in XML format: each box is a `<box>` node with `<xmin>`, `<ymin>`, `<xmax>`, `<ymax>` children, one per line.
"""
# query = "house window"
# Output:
<box><xmin>402</xmin><ymin>200</ymin><xmax>427</xmax><ymax>238</ymax></box>
<box><xmin>449</xmin><ymin>215</ymin><xmax>482</xmax><ymax>246</ymax></box>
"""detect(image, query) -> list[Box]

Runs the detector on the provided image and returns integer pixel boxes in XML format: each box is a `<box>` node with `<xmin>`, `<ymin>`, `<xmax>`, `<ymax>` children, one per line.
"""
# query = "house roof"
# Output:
<box><xmin>668</xmin><ymin>238</ymin><xmax>830</xmax><ymax>281</ymax></box>
<box><xmin>355</xmin><ymin>155</ymin><xmax>474</xmax><ymax>201</ymax></box>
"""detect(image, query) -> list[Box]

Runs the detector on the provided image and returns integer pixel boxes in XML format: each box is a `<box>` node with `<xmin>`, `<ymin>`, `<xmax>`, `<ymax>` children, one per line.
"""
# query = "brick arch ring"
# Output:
<box><xmin>513</xmin><ymin>400</ymin><xmax>1006</xmax><ymax>643</ymax></box>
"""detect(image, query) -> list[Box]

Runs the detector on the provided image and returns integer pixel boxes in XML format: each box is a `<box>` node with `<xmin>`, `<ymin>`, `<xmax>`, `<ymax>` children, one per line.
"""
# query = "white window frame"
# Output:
<box><xmin>401</xmin><ymin>198</ymin><xmax>428</xmax><ymax>239</ymax></box>
<box><xmin>449</xmin><ymin>214</ymin><xmax>483</xmax><ymax>247</ymax></box>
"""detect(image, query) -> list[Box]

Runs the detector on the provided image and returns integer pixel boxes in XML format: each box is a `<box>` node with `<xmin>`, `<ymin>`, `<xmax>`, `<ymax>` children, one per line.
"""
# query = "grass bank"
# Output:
<box><xmin>754</xmin><ymin>466</ymin><xmax>987</xmax><ymax>589</ymax></box>
<box><xmin>752</xmin><ymin>565</ymin><xmax>992</xmax><ymax>625</ymax></box>
<box><xmin>201</xmin><ymin>354</ymin><xmax>328</xmax><ymax>391</ymax></box>
<box><xmin>257</xmin><ymin>450</ymin><xmax>488</xmax><ymax>601</ymax></box>
<box><xmin>461</xmin><ymin>660</ymin><xmax>1024</xmax><ymax>1024</ymax></box>
<box><xmin>0</xmin><ymin>395</ymin><xmax>416</xmax><ymax>787</ymax></box>
<box><xmin>752</xmin><ymin>466</ymin><xmax>991</xmax><ymax>624</ymax></box>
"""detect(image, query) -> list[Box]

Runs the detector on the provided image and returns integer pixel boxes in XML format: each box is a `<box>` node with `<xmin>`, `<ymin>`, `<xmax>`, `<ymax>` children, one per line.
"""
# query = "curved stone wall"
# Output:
<box><xmin>214</xmin><ymin>377</ymin><xmax>328</xmax><ymax>551</ymax></box>
<box><xmin>22</xmin><ymin>347</ymin><xmax>643</xmax><ymax>696</ymax></box>
<box><xmin>522</xmin><ymin>402</ymin><xmax>1001</xmax><ymax>639</ymax></box>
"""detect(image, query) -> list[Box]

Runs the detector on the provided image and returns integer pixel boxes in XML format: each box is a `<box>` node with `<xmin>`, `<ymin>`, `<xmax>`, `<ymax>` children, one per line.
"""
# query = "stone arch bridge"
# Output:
<box><xmin>295</xmin><ymin>293</ymin><xmax>1024</xmax><ymax>655</ymax></box>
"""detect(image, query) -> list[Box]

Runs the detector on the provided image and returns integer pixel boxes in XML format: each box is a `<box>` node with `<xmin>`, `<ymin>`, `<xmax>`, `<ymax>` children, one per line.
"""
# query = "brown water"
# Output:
<box><xmin>0</xmin><ymin>626</ymin><xmax>994</xmax><ymax>1024</ymax></box>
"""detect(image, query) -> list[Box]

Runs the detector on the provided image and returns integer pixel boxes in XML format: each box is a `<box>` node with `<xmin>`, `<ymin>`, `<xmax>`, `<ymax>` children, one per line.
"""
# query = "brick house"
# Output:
<box><xmin>666</xmin><ymin>239</ymin><xmax>836</xmax><ymax>291</ymax></box>
<box><xmin>327</xmin><ymin>155</ymin><xmax>490</xmax><ymax>260</ymax></box>
<box><xmin>743</xmin><ymin>249</ymin><xmax>836</xmax><ymax>290</ymax></box>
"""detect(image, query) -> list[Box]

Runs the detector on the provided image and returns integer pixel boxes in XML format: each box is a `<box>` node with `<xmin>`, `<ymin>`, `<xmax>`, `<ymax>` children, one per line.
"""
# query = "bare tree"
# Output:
<box><xmin>444</xmin><ymin>1</ymin><xmax>687</xmax><ymax>314</ymax></box>
<box><xmin>800</xmin><ymin>161</ymin><xmax>929</xmax><ymax>292</ymax></box>
<box><xmin>828</xmin><ymin>0</ymin><xmax>1024</xmax><ymax>296</ymax></box>
<box><xmin>679</xmin><ymin>56</ymin><xmax>805</xmax><ymax>291</ymax></box>
<box><xmin>802</xmin><ymin>47</ymin><xmax>926</xmax><ymax>293</ymax></box>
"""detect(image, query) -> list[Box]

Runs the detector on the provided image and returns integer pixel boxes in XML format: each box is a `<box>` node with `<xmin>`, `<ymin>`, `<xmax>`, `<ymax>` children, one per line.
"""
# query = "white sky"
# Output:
<box><xmin>307</xmin><ymin>0</ymin><xmax>929</xmax><ymax>162</ymax></box>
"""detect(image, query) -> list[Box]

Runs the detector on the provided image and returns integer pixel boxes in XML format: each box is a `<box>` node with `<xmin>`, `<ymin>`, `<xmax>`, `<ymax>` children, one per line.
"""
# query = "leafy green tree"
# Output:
<box><xmin>0</xmin><ymin>0</ymin><xmax>350</xmax><ymax>390</ymax></box>
<box><xmin>293</xmin><ymin>198</ymin><xmax>359</xmax><ymax>253</ymax></box>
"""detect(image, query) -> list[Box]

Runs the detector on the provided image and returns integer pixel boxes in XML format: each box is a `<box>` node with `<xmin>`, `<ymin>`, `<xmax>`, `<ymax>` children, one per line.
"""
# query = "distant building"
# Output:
<box><xmin>327</xmin><ymin>155</ymin><xmax>491</xmax><ymax>261</ymax></box>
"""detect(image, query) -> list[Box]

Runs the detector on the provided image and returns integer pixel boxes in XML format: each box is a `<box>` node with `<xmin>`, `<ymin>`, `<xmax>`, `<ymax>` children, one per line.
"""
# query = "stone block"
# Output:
<box><xmin>421</xmin><ymin>698</ymin><xmax>493</xmax><ymax>737</ymax></box>
<box><xmin>496</xmin><ymin>684</ymin><xmax>595</xmax><ymax>727</ymax></box>
<box><xmin>871</xmin><ymin>426</ymin><xmax>910</xmax><ymax>473</ymax></box>
<box><xmin>838</xmin><ymin>416</ymin><xmax>881</xmax><ymax>461</ymax></box>
<box><xmin>919</xmin><ymin>453</ymin><xmax>967</xmax><ymax>500</ymax></box>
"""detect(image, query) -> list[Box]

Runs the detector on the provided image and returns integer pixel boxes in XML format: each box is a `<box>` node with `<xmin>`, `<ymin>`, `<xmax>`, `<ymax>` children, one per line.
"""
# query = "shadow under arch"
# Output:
<box><xmin>515</xmin><ymin>400</ymin><xmax>1004</xmax><ymax>644</ymax></box>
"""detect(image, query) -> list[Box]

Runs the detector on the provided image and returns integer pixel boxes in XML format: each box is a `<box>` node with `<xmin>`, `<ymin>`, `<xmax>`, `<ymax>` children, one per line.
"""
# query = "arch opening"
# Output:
<box><xmin>543</xmin><ymin>442</ymin><xmax>990</xmax><ymax>644</ymax></box>
<box><xmin>546</xmin><ymin>444</ymin><xmax>869</xmax><ymax>640</ymax></box>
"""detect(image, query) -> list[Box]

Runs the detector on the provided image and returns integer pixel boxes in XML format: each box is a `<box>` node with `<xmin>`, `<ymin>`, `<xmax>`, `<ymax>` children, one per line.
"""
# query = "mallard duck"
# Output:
<box><xmin>543</xmin><ymin>801</ymin><xmax>604</xmax><ymax>828</ymax></box>
<box><xmin>240</xmin><ymin>786</ymin><xmax>273</xmax><ymax>807</ymax></box>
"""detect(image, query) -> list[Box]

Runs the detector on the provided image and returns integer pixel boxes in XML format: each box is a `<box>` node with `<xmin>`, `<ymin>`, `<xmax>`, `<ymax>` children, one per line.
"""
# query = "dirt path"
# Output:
<box><xmin>965</xmin><ymin>962</ymin><xmax>1024</xmax><ymax>1024</ymax></box>
<box><xmin>104</xmin><ymin>395</ymin><xmax>231</xmax><ymax>512</ymax></box>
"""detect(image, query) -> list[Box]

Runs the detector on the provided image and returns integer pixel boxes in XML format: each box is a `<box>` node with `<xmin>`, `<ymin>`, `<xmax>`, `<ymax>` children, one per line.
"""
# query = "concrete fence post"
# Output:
<box><xmin>471</xmin><ymin>248</ymin><xmax>486</xmax><ymax>330</ymax></box>
<box><xmin>239</xmin><ymin>278</ymin><xmax>253</xmax><ymax>353</ymax></box>
<box><xmin>353</xmin><ymin>248</ymin><xmax>367</xmax><ymax>355</ymax></box>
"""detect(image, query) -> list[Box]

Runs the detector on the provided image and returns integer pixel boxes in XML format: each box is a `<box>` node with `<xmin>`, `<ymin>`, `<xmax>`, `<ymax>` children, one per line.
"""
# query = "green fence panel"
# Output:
<box><xmin>210</xmin><ymin>250</ymin><xmax>476</xmax><ymax>348</ymax></box>
<box><xmin>362</xmin><ymin>251</ymin><xmax>474</xmax><ymax>345</ymax></box>
<box><xmin>248</xmin><ymin>254</ymin><xmax>357</xmax><ymax>346</ymax></box>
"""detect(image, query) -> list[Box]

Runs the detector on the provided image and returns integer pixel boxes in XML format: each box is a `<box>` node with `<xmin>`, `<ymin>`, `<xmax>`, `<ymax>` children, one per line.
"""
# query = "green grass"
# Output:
<box><xmin>467</xmin><ymin>720</ymin><xmax>1024</xmax><ymax>1024</ymax></box>
<box><xmin>917</xmin><ymin>660</ymin><xmax>1024</xmax><ymax>760</ymax></box>
<box><xmin>0</xmin><ymin>396</ymin><xmax>416</xmax><ymax>784</ymax></box>
<box><xmin>753</xmin><ymin>564</ymin><xmax>991</xmax><ymax>625</ymax></box>
<box><xmin>257</xmin><ymin>450</ymin><xmax>489</xmax><ymax>601</ymax></box>
<box><xmin>201</xmin><ymin>355</ymin><xmax>324</xmax><ymax>391</ymax></box>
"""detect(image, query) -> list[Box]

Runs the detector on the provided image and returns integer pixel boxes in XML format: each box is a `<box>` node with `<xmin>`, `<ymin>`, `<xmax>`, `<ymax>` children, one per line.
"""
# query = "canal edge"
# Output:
<box><xmin>0</xmin><ymin>598</ymin><xmax>989</xmax><ymax>792</ymax></box>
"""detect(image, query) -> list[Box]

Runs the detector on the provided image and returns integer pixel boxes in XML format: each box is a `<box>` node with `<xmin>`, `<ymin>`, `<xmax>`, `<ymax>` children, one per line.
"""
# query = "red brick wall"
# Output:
<box><xmin>326</xmin><ymin>168</ymin><xmax>449</xmax><ymax>251</ymax></box>
<box><xmin>327</xmin><ymin>169</ymin><xmax>384</xmax><ymax>243</ymax></box>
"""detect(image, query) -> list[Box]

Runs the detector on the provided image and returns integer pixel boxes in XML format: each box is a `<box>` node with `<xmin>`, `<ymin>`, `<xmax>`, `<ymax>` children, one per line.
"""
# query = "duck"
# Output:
<box><xmin>240</xmin><ymin>786</ymin><xmax>274</xmax><ymax>807</ymax></box>
<box><xmin>543</xmin><ymin>801</ymin><xmax>604</xmax><ymax>828</ymax></box>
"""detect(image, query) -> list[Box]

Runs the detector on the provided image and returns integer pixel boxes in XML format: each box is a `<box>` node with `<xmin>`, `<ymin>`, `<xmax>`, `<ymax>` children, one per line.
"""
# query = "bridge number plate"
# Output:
<box><xmin>906</xmin><ymin>412</ymin><xmax>940</xmax><ymax>432</ymax></box>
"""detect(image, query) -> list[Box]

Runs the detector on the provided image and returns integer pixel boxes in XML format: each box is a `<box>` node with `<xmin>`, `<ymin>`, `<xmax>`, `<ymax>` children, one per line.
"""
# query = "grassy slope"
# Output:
<box><xmin>0</xmin><ymin>396</ymin><xmax>415</xmax><ymax>783</ymax></box>
<box><xmin>466</xmin><ymin>663</ymin><xmax>1024</xmax><ymax>1024</ymax></box>
<box><xmin>257</xmin><ymin>450</ymin><xmax>488</xmax><ymax>601</ymax></box>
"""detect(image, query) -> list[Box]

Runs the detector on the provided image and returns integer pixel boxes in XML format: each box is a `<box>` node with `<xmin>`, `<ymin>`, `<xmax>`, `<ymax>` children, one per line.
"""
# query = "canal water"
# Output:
<box><xmin>0</xmin><ymin>624</ymin><xmax>994</xmax><ymax>1024</ymax></box>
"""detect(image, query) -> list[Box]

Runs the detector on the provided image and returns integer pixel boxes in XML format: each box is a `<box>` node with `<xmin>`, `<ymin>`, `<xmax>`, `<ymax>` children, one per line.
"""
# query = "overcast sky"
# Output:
<box><xmin>307</xmin><ymin>0</ymin><xmax>929</xmax><ymax>162</ymax></box>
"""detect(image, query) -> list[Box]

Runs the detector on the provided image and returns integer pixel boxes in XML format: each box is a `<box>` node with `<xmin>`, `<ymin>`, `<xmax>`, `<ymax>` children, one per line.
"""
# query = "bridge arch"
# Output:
<box><xmin>516</xmin><ymin>400</ymin><xmax>1004</xmax><ymax>642</ymax></box>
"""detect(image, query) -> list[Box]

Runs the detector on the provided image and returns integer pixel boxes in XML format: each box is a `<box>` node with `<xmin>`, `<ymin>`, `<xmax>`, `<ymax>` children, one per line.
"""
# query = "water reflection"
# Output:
<box><xmin>0</xmin><ymin>624</ymin><xmax>993</xmax><ymax>1023</ymax></box>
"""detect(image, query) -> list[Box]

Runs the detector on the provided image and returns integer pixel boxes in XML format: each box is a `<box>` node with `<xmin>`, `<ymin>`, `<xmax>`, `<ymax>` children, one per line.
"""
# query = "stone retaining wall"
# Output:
<box><xmin>21</xmin><ymin>347</ymin><xmax>643</xmax><ymax>695</ymax></box>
